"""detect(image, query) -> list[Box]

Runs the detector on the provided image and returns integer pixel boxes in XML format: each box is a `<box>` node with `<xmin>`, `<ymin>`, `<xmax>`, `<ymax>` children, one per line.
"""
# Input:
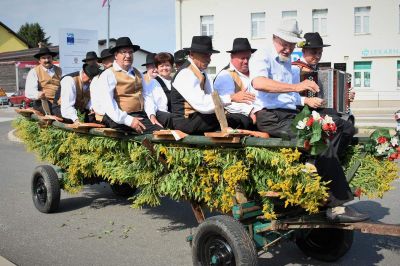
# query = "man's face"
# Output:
<box><xmin>102</xmin><ymin>57</ymin><xmax>114</xmax><ymax>69</ymax></box>
<box><xmin>231</xmin><ymin>50</ymin><xmax>252</xmax><ymax>74</ymax></box>
<box><xmin>85</xmin><ymin>59</ymin><xmax>98</xmax><ymax>66</ymax></box>
<box><xmin>146</xmin><ymin>64</ymin><xmax>158</xmax><ymax>78</ymax></box>
<box><xmin>81</xmin><ymin>72</ymin><xmax>91</xmax><ymax>84</ymax></box>
<box><xmin>39</xmin><ymin>55</ymin><xmax>53</xmax><ymax>69</ymax></box>
<box><xmin>273</xmin><ymin>36</ymin><xmax>296</xmax><ymax>62</ymax></box>
<box><xmin>302</xmin><ymin>48</ymin><xmax>323</xmax><ymax>65</ymax></box>
<box><xmin>115</xmin><ymin>47</ymin><xmax>134</xmax><ymax>70</ymax></box>
<box><xmin>190</xmin><ymin>52</ymin><xmax>211</xmax><ymax>71</ymax></box>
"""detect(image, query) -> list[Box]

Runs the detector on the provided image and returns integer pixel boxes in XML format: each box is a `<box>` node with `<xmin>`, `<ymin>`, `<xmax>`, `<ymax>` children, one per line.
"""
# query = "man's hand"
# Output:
<box><xmin>304</xmin><ymin>97</ymin><xmax>325</xmax><ymax>109</ymax></box>
<box><xmin>230</xmin><ymin>90</ymin><xmax>255</xmax><ymax>104</ymax></box>
<box><xmin>349</xmin><ymin>91</ymin><xmax>356</xmax><ymax>102</ymax></box>
<box><xmin>150</xmin><ymin>115</ymin><xmax>163</xmax><ymax>128</ymax></box>
<box><xmin>73</xmin><ymin>119</ymin><xmax>82</xmax><ymax>125</ymax></box>
<box><xmin>249</xmin><ymin>111</ymin><xmax>257</xmax><ymax>124</ymax></box>
<box><xmin>38</xmin><ymin>91</ymin><xmax>46</xmax><ymax>99</ymax></box>
<box><xmin>130</xmin><ymin>117</ymin><xmax>146</xmax><ymax>133</ymax></box>
<box><xmin>294</xmin><ymin>79</ymin><xmax>320</xmax><ymax>94</ymax></box>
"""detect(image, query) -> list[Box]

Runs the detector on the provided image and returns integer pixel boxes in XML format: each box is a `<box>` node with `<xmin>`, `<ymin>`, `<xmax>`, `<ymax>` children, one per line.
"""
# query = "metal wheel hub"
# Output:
<box><xmin>205</xmin><ymin>237</ymin><xmax>234</xmax><ymax>265</ymax></box>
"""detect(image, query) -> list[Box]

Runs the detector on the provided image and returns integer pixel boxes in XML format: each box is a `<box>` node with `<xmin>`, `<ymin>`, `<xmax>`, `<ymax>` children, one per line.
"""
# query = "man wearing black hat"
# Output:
<box><xmin>213</xmin><ymin>38</ymin><xmax>257</xmax><ymax>129</ymax></box>
<box><xmin>82</xmin><ymin>51</ymin><xmax>99</xmax><ymax>66</ymax></box>
<box><xmin>96</xmin><ymin>37</ymin><xmax>162</xmax><ymax>134</ymax></box>
<box><xmin>173</xmin><ymin>49</ymin><xmax>188</xmax><ymax>69</ymax></box>
<box><xmin>90</xmin><ymin>48</ymin><xmax>114</xmax><ymax>121</ymax></box>
<box><xmin>25</xmin><ymin>47</ymin><xmax>62</xmax><ymax>114</ymax></box>
<box><xmin>170</xmin><ymin>36</ymin><xmax>221</xmax><ymax>134</ymax></box>
<box><xmin>52</xmin><ymin>64</ymin><xmax>100</xmax><ymax>124</ymax></box>
<box><xmin>142</xmin><ymin>53</ymin><xmax>157</xmax><ymax>84</ymax></box>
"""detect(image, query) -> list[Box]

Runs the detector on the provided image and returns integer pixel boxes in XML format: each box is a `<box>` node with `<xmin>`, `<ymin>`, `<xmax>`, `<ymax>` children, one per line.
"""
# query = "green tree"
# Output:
<box><xmin>17</xmin><ymin>22</ymin><xmax>51</xmax><ymax>48</ymax></box>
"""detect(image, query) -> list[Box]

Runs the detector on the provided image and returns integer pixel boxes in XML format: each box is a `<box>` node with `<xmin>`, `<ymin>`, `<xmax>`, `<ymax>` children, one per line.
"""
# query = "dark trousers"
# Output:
<box><xmin>51</xmin><ymin>103</ymin><xmax>92</xmax><ymax>124</ymax></box>
<box><xmin>32</xmin><ymin>99</ymin><xmax>53</xmax><ymax>115</ymax></box>
<box><xmin>256</xmin><ymin>107</ymin><xmax>355</xmax><ymax>206</ymax></box>
<box><xmin>156</xmin><ymin>111</ymin><xmax>175</xmax><ymax>129</ymax></box>
<box><xmin>101</xmin><ymin>111</ymin><xmax>162</xmax><ymax>134</ymax></box>
<box><xmin>173</xmin><ymin>113</ymin><xmax>220</xmax><ymax>135</ymax></box>
<box><xmin>226</xmin><ymin>112</ymin><xmax>256</xmax><ymax>130</ymax></box>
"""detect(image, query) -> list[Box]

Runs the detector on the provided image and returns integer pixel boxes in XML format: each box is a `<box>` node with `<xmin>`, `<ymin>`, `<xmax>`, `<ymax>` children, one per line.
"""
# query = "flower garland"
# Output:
<box><xmin>365</xmin><ymin>128</ymin><xmax>400</xmax><ymax>161</ymax></box>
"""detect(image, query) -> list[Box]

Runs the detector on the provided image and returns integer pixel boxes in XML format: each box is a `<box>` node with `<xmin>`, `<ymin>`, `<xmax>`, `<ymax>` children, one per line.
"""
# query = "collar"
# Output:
<box><xmin>188</xmin><ymin>57</ymin><xmax>206</xmax><ymax>75</ymax></box>
<box><xmin>299</xmin><ymin>57</ymin><xmax>317</xmax><ymax>70</ymax></box>
<box><xmin>157</xmin><ymin>75</ymin><xmax>171</xmax><ymax>82</ymax></box>
<box><xmin>228</xmin><ymin>63</ymin><xmax>249</xmax><ymax>77</ymax></box>
<box><xmin>112</xmin><ymin>61</ymin><xmax>134</xmax><ymax>75</ymax></box>
<box><xmin>40</xmin><ymin>65</ymin><xmax>54</xmax><ymax>72</ymax></box>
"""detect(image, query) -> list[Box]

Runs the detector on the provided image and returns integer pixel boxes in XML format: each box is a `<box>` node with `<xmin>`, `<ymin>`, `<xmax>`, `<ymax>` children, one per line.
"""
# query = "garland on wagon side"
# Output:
<box><xmin>13</xmin><ymin>117</ymin><xmax>399</xmax><ymax>219</ymax></box>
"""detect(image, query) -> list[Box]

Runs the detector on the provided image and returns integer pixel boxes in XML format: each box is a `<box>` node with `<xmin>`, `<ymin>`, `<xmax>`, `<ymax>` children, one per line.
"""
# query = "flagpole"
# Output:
<box><xmin>106</xmin><ymin>0</ymin><xmax>110</xmax><ymax>48</ymax></box>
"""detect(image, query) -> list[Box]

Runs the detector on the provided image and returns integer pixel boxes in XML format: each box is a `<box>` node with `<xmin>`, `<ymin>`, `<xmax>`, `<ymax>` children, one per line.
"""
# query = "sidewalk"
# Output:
<box><xmin>0</xmin><ymin>256</ymin><xmax>15</xmax><ymax>266</ymax></box>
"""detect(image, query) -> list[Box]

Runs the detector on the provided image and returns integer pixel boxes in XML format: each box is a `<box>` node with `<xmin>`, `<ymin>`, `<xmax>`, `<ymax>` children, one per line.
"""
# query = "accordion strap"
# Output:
<box><xmin>292</xmin><ymin>60</ymin><xmax>314</xmax><ymax>71</ymax></box>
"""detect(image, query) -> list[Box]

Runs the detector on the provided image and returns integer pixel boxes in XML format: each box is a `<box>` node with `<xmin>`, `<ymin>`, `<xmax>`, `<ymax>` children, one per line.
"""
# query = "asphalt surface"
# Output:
<box><xmin>1</xmin><ymin>107</ymin><xmax>400</xmax><ymax>266</ymax></box>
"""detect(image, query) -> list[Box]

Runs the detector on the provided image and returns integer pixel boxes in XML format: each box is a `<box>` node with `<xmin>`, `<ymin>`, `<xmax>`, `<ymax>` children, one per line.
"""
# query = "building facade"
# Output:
<box><xmin>175</xmin><ymin>0</ymin><xmax>400</xmax><ymax>108</ymax></box>
<box><xmin>0</xmin><ymin>21</ymin><xmax>30</xmax><ymax>53</ymax></box>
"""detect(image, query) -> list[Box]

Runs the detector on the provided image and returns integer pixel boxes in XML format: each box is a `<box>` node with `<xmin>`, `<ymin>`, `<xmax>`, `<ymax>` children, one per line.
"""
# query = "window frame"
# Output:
<box><xmin>200</xmin><ymin>15</ymin><xmax>214</xmax><ymax>38</ymax></box>
<box><xmin>354</xmin><ymin>61</ymin><xmax>372</xmax><ymax>88</ymax></box>
<box><xmin>354</xmin><ymin>6</ymin><xmax>371</xmax><ymax>35</ymax></box>
<box><xmin>312</xmin><ymin>9</ymin><xmax>328</xmax><ymax>36</ymax></box>
<box><xmin>251</xmin><ymin>12</ymin><xmax>266</xmax><ymax>39</ymax></box>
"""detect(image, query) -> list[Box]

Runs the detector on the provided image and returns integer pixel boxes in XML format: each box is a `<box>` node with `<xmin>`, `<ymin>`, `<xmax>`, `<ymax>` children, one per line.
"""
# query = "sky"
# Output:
<box><xmin>0</xmin><ymin>0</ymin><xmax>176</xmax><ymax>53</ymax></box>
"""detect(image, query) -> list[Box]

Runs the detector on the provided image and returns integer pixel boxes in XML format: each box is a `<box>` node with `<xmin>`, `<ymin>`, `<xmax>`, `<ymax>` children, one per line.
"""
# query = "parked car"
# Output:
<box><xmin>0</xmin><ymin>88</ymin><xmax>9</xmax><ymax>106</ymax></box>
<box><xmin>9</xmin><ymin>90</ymin><xmax>32</xmax><ymax>108</ymax></box>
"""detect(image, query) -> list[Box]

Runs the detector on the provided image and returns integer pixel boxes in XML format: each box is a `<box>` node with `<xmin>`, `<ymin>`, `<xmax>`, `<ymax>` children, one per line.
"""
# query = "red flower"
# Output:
<box><xmin>322</xmin><ymin>123</ymin><xmax>330</xmax><ymax>131</ymax></box>
<box><xmin>389</xmin><ymin>153</ymin><xmax>397</xmax><ymax>161</ymax></box>
<box><xmin>377</xmin><ymin>136</ymin><xmax>387</xmax><ymax>144</ymax></box>
<box><xmin>306</xmin><ymin>118</ymin><xmax>314</xmax><ymax>127</ymax></box>
<box><xmin>304</xmin><ymin>140</ymin><xmax>311</xmax><ymax>150</ymax></box>
<box><xmin>329</xmin><ymin>124</ymin><xmax>337</xmax><ymax>132</ymax></box>
<box><xmin>396</xmin><ymin>147</ymin><xmax>400</xmax><ymax>152</ymax></box>
<box><xmin>354</xmin><ymin>188</ymin><xmax>362</xmax><ymax>198</ymax></box>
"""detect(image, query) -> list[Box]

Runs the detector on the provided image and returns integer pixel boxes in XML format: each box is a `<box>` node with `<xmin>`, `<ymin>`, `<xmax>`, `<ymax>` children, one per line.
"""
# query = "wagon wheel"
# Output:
<box><xmin>192</xmin><ymin>215</ymin><xmax>258</xmax><ymax>266</ymax></box>
<box><xmin>110</xmin><ymin>183</ymin><xmax>137</xmax><ymax>197</ymax></box>
<box><xmin>295</xmin><ymin>228</ymin><xmax>354</xmax><ymax>262</ymax></box>
<box><xmin>31</xmin><ymin>165</ymin><xmax>61</xmax><ymax>213</ymax></box>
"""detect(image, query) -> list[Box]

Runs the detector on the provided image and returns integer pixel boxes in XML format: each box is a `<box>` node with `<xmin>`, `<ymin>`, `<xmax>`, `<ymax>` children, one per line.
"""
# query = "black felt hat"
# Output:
<box><xmin>226</xmin><ymin>38</ymin><xmax>257</xmax><ymax>53</ymax></box>
<box><xmin>174</xmin><ymin>49</ymin><xmax>188</xmax><ymax>64</ymax></box>
<box><xmin>303</xmin><ymin>32</ymin><xmax>331</xmax><ymax>48</ymax></box>
<box><xmin>82</xmin><ymin>64</ymin><xmax>101</xmax><ymax>79</ymax></box>
<box><xmin>98</xmin><ymin>48</ymin><xmax>113</xmax><ymax>62</ymax></box>
<box><xmin>183</xmin><ymin>36</ymin><xmax>219</xmax><ymax>54</ymax></box>
<box><xmin>82</xmin><ymin>51</ymin><xmax>99</xmax><ymax>62</ymax></box>
<box><xmin>33</xmin><ymin>47</ymin><xmax>58</xmax><ymax>59</ymax></box>
<box><xmin>141</xmin><ymin>53</ymin><xmax>156</xmax><ymax>66</ymax></box>
<box><xmin>109</xmin><ymin>37</ymin><xmax>140</xmax><ymax>54</ymax></box>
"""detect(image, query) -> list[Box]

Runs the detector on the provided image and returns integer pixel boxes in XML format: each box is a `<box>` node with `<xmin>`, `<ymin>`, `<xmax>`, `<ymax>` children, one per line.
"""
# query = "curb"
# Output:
<box><xmin>0</xmin><ymin>256</ymin><xmax>15</xmax><ymax>266</ymax></box>
<box><xmin>7</xmin><ymin>129</ymin><xmax>22</xmax><ymax>143</ymax></box>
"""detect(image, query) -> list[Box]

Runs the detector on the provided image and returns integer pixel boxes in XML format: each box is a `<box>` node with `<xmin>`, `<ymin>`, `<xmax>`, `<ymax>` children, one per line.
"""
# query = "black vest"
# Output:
<box><xmin>53</xmin><ymin>71</ymin><xmax>80</xmax><ymax>106</ymax></box>
<box><xmin>154</xmin><ymin>76</ymin><xmax>172</xmax><ymax>112</ymax></box>
<box><xmin>170</xmin><ymin>60</ymin><xmax>191</xmax><ymax>116</ymax></box>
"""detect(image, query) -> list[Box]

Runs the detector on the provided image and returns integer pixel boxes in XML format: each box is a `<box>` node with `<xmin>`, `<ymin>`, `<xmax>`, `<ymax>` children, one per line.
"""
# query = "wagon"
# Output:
<box><xmin>14</xmin><ymin>108</ymin><xmax>400</xmax><ymax>265</ymax></box>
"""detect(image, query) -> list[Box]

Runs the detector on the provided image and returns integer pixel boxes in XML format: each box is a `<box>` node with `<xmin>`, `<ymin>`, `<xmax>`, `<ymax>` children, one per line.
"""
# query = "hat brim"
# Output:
<box><xmin>274</xmin><ymin>32</ymin><xmax>304</xmax><ymax>44</ymax></box>
<box><xmin>183</xmin><ymin>47</ymin><xmax>220</xmax><ymax>54</ymax></box>
<box><xmin>82</xmin><ymin>57</ymin><xmax>99</xmax><ymax>62</ymax></box>
<box><xmin>303</xmin><ymin>44</ymin><xmax>331</xmax><ymax>48</ymax></box>
<box><xmin>97</xmin><ymin>55</ymin><xmax>114</xmax><ymax>63</ymax></box>
<box><xmin>226</xmin><ymin>48</ymin><xmax>257</xmax><ymax>54</ymax></box>
<box><xmin>109</xmin><ymin>44</ymin><xmax>140</xmax><ymax>54</ymax></box>
<box><xmin>34</xmin><ymin>52</ymin><xmax>58</xmax><ymax>59</ymax></box>
<box><xmin>141</xmin><ymin>62</ymin><xmax>155</xmax><ymax>66</ymax></box>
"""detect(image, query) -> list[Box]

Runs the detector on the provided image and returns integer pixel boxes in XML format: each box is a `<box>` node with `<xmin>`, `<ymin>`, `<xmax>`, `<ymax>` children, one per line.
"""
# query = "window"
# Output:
<box><xmin>200</xmin><ymin>15</ymin><xmax>214</xmax><ymax>38</ymax></box>
<box><xmin>354</xmin><ymin>61</ymin><xmax>372</xmax><ymax>87</ymax></box>
<box><xmin>312</xmin><ymin>9</ymin><xmax>328</xmax><ymax>36</ymax></box>
<box><xmin>251</xmin><ymin>12</ymin><xmax>265</xmax><ymax>39</ymax></box>
<box><xmin>397</xmin><ymin>61</ymin><xmax>400</xmax><ymax>87</ymax></box>
<box><xmin>282</xmin><ymin>10</ymin><xmax>297</xmax><ymax>19</ymax></box>
<box><xmin>354</xmin><ymin>7</ymin><xmax>370</xmax><ymax>34</ymax></box>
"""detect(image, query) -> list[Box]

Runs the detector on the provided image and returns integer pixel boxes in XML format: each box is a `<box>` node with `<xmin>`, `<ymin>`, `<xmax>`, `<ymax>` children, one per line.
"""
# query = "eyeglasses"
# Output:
<box><xmin>274</xmin><ymin>37</ymin><xmax>296</xmax><ymax>50</ymax></box>
<box><xmin>118</xmin><ymin>50</ymin><xmax>134</xmax><ymax>56</ymax></box>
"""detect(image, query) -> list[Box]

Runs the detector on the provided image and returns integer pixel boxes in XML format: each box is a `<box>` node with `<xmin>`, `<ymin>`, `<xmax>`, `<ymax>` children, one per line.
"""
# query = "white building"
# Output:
<box><xmin>175</xmin><ymin>0</ymin><xmax>400</xmax><ymax>108</ymax></box>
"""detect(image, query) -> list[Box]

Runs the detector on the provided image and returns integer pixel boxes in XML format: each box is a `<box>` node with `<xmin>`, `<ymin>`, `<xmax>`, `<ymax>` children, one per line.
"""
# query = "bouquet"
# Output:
<box><xmin>365</xmin><ymin>128</ymin><xmax>400</xmax><ymax>161</ymax></box>
<box><xmin>291</xmin><ymin>106</ymin><xmax>337</xmax><ymax>155</ymax></box>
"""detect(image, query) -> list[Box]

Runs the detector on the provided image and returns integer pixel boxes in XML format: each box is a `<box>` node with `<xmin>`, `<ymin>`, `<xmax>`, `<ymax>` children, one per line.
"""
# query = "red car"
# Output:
<box><xmin>9</xmin><ymin>90</ymin><xmax>32</xmax><ymax>108</ymax></box>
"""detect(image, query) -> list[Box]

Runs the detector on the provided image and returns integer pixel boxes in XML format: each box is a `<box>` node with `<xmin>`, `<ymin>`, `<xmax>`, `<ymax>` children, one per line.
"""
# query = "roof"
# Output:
<box><xmin>0</xmin><ymin>46</ymin><xmax>58</xmax><ymax>62</ymax></box>
<box><xmin>0</xmin><ymin>21</ymin><xmax>31</xmax><ymax>48</ymax></box>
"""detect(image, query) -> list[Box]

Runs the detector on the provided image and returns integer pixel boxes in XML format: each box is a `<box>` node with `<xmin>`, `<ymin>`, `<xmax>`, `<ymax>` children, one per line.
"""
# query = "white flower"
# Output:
<box><xmin>311</xmin><ymin>111</ymin><xmax>321</xmax><ymax>121</ymax></box>
<box><xmin>390</xmin><ymin>136</ymin><xmax>398</xmax><ymax>147</ymax></box>
<box><xmin>323</xmin><ymin>115</ymin><xmax>334</xmax><ymax>125</ymax></box>
<box><xmin>296</xmin><ymin>120</ymin><xmax>306</xmax><ymax>130</ymax></box>
<box><xmin>376</xmin><ymin>142</ymin><xmax>390</xmax><ymax>155</ymax></box>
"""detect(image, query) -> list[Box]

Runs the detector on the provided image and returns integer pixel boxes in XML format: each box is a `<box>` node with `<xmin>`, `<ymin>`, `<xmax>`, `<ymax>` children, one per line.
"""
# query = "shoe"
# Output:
<box><xmin>326</xmin><ymin>206</ymin><xmax>369</xmax><ymax>223</ymax></box>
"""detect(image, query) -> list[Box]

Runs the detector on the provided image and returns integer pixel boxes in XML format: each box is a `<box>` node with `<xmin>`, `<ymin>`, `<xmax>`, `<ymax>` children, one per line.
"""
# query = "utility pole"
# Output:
<box><xmin>106</xmin><ymin>0</ymin><xmax>111</xmax><ymax>48</ymax></box>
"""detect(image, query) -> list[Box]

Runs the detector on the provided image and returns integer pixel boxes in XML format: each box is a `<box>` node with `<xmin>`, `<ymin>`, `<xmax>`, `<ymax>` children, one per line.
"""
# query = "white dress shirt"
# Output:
<box><xmin>249</xmin><ymin>48</ymin><xmax>304</xmax><ymax>111</ymax></box>
<box><xmin>96</xmin><ymin>61</ymin><xmax>153</xmax><ymax>127</ymax></box>
<box><xmin>60</xmin><ymin>71</ymin><xmax>90</xmax><ymax>122</ymax></box>
<box><xmin>171</xmin><ymin>58</ymin><xmax>215</xmax><ymax>114</ymax></box>
<box><xmin>213</xmin><ymin>63</ymin><xmax>254</xmax><ymax>116</ymax></box>
<box><xmin>146</xmin><ymin>75</ymin><xmax>172</xmax><ymax>116</ymax></box>
<box><xmin>25</xmin><ymin>65</ymin><xmax>58</xmax><ymax>99</ymax></box>
<box><xmin>89</xmin><ymin>75</ymin><xmax>105</xmax><ymax>115</ymax></box>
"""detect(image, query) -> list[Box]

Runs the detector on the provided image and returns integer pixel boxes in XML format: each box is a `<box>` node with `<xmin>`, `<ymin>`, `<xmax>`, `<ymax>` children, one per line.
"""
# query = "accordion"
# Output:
<box><xmin>300</xmin><ymin>68</ymin><xmax>351</xmax><ymax>114</ymax></box>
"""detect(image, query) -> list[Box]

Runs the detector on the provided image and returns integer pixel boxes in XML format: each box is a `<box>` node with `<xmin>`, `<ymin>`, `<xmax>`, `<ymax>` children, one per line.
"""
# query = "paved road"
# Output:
<box><xmin>1</xmin><ymin>107</ymin><xmax>400</xmax><ymax>265</ymax></box>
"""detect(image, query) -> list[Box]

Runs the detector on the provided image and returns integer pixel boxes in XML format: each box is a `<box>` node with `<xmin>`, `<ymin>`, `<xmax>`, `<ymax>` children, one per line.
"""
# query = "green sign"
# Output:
<box><xmin>361</xmin><ymin>48</ymin><xmax>400</xmax><ymax>57</ymax></box>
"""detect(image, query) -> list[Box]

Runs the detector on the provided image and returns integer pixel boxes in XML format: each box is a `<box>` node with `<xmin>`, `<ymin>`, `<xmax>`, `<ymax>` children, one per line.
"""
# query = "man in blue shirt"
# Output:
<box><xmin>249</xmin><ymin>19</ymin><xmax>368</xmax><ymax>223</ymax></box>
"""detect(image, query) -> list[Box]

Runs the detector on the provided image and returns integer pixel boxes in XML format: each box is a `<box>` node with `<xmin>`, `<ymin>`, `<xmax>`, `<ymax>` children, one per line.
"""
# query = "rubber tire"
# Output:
<box><xmin>192</xmin><ymin>215</ymin><xmax>258</xmax><ymax>266</ymax></box>
<box><xmin>9</xmin><ymin>101</ymin><xmax>13</xmax><ymax>107</ymax></box>
<box><xmin>295</xmin><ymin>228</ymin><xmax>354</xmax><ymax>262</ymax></box>
<box><xmin>110</xmin><ymin>183</ymin><xmax>137</xmax><ymax>197</ymax></box>
<box><xmin>31</xmin><ymin>165</ymin><xmax>61</xmax><ymax>213</ymax></box>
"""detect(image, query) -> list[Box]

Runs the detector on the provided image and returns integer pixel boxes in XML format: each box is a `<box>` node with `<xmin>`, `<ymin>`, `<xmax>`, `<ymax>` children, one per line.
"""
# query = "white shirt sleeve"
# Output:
<box><xmin>249</xmin><ymin>49</ymin><xmax>271</xmax><ymax>80</ymax></box>
<box><xmin>291</xmin><ymin>65</ymin><xmax>301</xmax><ymax>84</ymax></box>
<box><xmin>143</xmin><ymin>78</ymin><xmax>157</xmax><ymax>118</ymax></box>
<box><xmin>213</xmin><ymin>70</ymin><xmax>233</xmax><ymax>105</ymax></box>
<box><xmin>25</xmin><ymin>68</ymin><xmax>41</xmax><ymax>99</ymax></box>
<box><xmin>172</xmin><ymin>68</ymin><xmax>215</xmax><ymax>114</ymax></box>
<box><xmin>60</xmin><ymin>76</ymin><xmax>79</xmax><ymax>122</ymax></box>
<box><xmin>97</xmin><ymin>69</ymin><xmax>133</xmax><ymax>126</ymax></box>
